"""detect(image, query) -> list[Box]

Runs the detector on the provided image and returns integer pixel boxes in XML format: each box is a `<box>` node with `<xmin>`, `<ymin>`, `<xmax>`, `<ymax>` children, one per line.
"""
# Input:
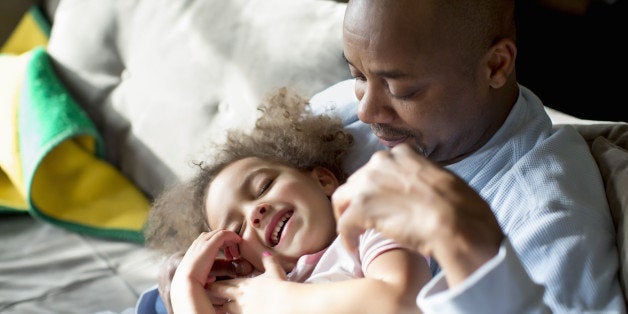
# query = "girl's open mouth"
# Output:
<box><xmin>266</xmin><ymin>209</ymin><xmax>294</xmax><ymax>247</ymax></box>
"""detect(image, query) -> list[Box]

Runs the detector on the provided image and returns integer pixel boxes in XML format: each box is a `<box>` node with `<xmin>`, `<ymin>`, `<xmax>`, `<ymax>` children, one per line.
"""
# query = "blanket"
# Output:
<box><xmin>1</xmin><ymin>5</ymin><xmax>51</xmax><ymax>55</ymax></box>
<box><xmin>0</xmin><ymin>47</ymin><xmax>150</xmax><ymax>242</ymax></box>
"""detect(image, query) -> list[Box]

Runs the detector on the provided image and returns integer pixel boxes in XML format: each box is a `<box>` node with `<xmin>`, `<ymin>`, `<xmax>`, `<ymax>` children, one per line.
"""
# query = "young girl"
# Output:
<box><xmin>143</xmin><ymin>88</ymin><xmax>431</xmax><ymax>313</ymax></box>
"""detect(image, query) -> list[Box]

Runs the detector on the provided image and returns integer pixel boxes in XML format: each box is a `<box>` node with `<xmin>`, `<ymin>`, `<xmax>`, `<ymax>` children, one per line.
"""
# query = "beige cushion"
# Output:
<box><xmin>48</xmin><ymin>0</ymin><xmax>350</xmax><ymax>198</ymax></box>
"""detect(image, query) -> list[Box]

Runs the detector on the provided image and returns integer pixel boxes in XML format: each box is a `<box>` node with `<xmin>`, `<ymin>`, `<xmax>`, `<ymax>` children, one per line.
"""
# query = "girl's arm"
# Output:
<box><xmin>213</xmin><ymin>248</ymin><xmax>431</xmax><ymax>314</ymax></box>
<box><xmin>170</xmin><ymin>230</ymin><xmax>243</xmax><ymax>314</ymax></box>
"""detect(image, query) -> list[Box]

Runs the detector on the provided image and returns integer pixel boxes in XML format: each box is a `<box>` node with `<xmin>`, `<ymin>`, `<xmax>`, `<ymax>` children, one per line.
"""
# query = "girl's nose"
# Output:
<box><xmin>250</xmin><ymin>204</ymin><xmax>268</xmax><ymax>227</ymax></box>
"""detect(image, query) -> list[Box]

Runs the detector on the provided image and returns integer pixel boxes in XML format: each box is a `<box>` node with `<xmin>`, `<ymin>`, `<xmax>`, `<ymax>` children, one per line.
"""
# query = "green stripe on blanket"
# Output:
<box><xmin>0</xmin><ymin>47</ymin><xmax>149</xmax><ymax>243</ymax></box>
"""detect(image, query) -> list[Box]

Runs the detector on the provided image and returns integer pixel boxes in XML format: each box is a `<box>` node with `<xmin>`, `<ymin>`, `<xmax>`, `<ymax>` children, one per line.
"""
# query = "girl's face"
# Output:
<box><xmin>204</xmin><ymin>157</ymin><xmax>339</xmax><ymax>274</ymax></box>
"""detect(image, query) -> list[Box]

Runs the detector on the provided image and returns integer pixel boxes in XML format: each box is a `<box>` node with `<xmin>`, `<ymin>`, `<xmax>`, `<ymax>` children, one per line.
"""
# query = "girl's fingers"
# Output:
<box><xmin>207</xmin><ymin>279</ymin><xmax>240</xmax><ymax>301</ymax></box>
<box><xmin>224</xmin><ymin>241</ymin><xmax>240</xmax><ymax>260</ymax></box>
<box><xmin>261</xmin><ymin>251</ymin><xmax>287</xmax><ymax>280</ymax></box>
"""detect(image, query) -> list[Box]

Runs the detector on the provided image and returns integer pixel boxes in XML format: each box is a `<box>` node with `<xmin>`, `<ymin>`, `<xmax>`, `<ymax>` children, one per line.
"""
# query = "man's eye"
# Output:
<box><xmin>391</xmin><ymin>89</ymin><xmax>419</xmax><ymax>100</ymax></box>
<box><xmin>352</xmin><ymin>75</ymin><xmax>366</xmax><ymax>82</ymax></box>
<box><xmin>397</xmin><ymin>92</ymin><xmax>416</xmax><ymax>100</ymax></box>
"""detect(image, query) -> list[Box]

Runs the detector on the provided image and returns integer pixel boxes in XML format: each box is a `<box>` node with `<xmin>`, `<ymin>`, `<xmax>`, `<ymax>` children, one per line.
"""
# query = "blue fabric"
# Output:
<box><xmin>135</xmin><ymin>286</ymin><xmax>167</xmax><ymax>314</ymax></box>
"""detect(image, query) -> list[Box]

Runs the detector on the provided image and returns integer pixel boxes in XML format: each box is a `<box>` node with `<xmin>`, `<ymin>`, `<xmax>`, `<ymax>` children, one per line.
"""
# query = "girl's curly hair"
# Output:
<box><xmin>143</xmin><ymin>87</ymin><xmax>353</xmax><ymax>255</ymax></box>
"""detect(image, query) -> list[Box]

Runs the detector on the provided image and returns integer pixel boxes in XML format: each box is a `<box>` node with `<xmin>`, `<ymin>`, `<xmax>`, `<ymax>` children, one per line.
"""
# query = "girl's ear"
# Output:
<box><xmin>310</xmin><ymin>167</ymin><xmax>339</xmax><ymax>196</ymax></box>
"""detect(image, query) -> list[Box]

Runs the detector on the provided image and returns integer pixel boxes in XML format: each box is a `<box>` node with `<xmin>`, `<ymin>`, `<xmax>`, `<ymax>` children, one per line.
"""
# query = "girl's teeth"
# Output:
<box><xmin>271</xmin><ymin>211</ymin><xmax>293</xmax><ymax>246</ymax></box>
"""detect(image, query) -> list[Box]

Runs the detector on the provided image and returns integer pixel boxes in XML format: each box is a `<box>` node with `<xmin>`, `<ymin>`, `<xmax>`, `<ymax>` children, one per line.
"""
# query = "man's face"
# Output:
<box><xmin>205</xmin><ymin>157</ymin><xmax>338</xmax><ymax>273</ymax></box>
<box><xmin>342</xmin><ymin>0</ymin><xmax>492</xmax><ymax>165</ymax></box>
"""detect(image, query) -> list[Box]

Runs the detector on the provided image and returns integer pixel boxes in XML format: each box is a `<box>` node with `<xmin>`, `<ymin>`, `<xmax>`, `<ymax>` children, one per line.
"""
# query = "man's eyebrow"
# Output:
<box><xmin>342</xmin><ymin>53</ymin><xmax>408</xmax><ymax>79</ymax></box>
<box><xmin>374</xmin><ymin>69</ymin><xmax>408</xmax><ymax>79</ymax></box>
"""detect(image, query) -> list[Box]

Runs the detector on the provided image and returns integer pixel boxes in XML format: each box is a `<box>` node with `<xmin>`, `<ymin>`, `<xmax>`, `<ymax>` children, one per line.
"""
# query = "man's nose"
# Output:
<box><xmin>250</xmin><ymin>204</ymin><xmax>268</xmax><ymax>227</ymax></box>
<box><xmin>356</xmin><ymin>83</ymin><xmax>395</xmax><ymax>124</ymax></box>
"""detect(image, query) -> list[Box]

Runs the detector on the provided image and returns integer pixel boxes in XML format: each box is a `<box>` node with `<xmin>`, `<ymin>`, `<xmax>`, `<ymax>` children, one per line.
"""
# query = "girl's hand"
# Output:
<box><xmin>170</xmin><ymin>230</ymin><xmax>244</xmax><ymax>313</ymax></box>
<box><xmin>158</xmin><ymin>250</ymin><xmax>255</xmax><ymax>314</ymax></box>
<box><xmin>209</xmin><ymin>252</ymin><xmax>288</xmax><ymax>314</ymax></box>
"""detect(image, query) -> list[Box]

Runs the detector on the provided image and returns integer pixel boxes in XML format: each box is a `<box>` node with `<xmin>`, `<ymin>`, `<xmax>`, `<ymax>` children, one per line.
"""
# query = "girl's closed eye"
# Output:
<box><xmin>257</xmin><ymin>178</ymin><xmax>273</xmax><ymax>197</ymax></box>
<box><xmin>235</xmin><ymin>222</ymin><xmax>244</xmax><ymax>236</ymax></box>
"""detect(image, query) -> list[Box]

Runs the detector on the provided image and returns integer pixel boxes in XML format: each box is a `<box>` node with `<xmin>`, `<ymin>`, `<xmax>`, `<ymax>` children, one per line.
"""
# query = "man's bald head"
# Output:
<box><xmin>344</xmin><ymin>0</ymin><xmax>516</xmax><ymax>68</ymax></box>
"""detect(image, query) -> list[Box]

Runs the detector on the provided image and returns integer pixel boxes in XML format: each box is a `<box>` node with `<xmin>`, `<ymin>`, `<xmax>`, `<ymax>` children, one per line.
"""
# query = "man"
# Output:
<box><xmin>154</xmin><ymin>0</ymin><xmax>624</xmax><ymax>312</ymax></box>
<box><xmin>317</xmin><ymin>0</ymin><xmax>625</xmax><ymax>312</ymax></box>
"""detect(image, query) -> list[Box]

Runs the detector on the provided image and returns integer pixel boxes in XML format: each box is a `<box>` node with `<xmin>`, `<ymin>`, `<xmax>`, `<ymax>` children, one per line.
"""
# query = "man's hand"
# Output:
<box><xmin>332</xmin><ymin>144</ymin><xmax>504</xmax><ymax>287</ymax></box>
<box><xmin>157</xmin><ymin>233</ymin><xmax>254</xmax><ymax>314</ymax></box>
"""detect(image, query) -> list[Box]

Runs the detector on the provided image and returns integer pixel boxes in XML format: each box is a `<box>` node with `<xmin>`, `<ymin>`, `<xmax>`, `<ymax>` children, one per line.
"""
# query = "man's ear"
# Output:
<box><xmin>310</xmin><ymin>167</ymin><xmax>339</xmax><ymax>196</ymax></box>
<box><xmin>483</xmin><ymin>38</ymin><xmax>517</xmax><ymax>89</ymax></box>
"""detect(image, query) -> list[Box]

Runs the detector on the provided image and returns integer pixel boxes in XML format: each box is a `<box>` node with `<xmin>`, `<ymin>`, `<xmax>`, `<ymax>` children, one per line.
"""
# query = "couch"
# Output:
<box><xmin>0</xmin><ymin>0</ymin><xmax>626</xmax><ymax>313</ymax></box>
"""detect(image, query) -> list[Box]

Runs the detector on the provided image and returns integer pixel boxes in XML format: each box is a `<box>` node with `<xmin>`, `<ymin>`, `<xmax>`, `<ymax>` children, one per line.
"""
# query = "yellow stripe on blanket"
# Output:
<box><xmin>32</xmin><ymin>139</ymin><xmax>149</xmax><ymax>230</ymax></box>
<box><xmin>0</xmin><ymin>47</ymin><xmax>149</xmax><ymax>242</ymax></box>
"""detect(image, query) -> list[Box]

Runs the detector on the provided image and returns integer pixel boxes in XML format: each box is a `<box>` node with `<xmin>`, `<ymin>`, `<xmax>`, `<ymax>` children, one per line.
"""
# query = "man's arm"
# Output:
<box><xmin>332</xmin><ymin>145</ymin><xmax>504</xmax><ymax>286</ymax></box>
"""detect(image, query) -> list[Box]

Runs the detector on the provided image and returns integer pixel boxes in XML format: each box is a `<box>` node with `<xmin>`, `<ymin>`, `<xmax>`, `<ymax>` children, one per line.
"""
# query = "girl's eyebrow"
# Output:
<box><xmin>241</xmin><ymin>167</ymin><xmax>272</xmax><ymax>195</ymax></box>
<box><xmin>241</xmin><ymin>168</ymin><xmax>263</xmax><ymax>193</ymax></box>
